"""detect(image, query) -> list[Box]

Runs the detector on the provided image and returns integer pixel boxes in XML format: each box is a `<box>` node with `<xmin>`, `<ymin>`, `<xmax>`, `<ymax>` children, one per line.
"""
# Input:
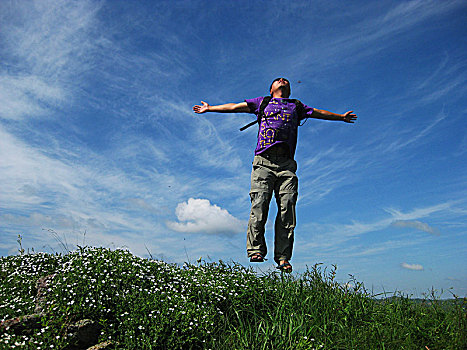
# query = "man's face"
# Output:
<box><xmin>270</xmin><ymin>78</ymin><xmax>291</xmax><ymax>97</ymax></box>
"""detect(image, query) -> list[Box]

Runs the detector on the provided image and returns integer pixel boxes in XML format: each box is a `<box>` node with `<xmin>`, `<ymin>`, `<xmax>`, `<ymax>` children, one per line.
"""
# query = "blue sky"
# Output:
<box><xmin>1</xmin><ymin>0</ymin><xmax>466</xmax><ymax>297</ymax></box>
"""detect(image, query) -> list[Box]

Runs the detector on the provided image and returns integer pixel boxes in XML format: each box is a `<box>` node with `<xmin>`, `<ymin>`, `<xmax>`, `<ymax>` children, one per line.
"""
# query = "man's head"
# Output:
<box><xmin>270</xmin><ymin>77</ymin><xmax>291</xmax><ymax>98</ymax></box>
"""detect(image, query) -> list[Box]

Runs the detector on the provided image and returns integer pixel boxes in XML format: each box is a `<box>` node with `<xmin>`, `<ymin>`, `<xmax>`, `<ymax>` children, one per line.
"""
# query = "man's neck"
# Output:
<box><xmin>272</xmin><ymin>91</ymin><xmax>287</xmax><ymax>98</ymax></box>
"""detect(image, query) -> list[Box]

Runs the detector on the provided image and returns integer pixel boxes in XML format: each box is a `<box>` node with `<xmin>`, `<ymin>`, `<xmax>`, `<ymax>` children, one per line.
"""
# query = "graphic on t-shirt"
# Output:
<box><xmin>259</xmin><ymin>126</ymin><xmax>276</xmax><ymax>148</ymax></box>
<box><xmin>258</xmin><ymin>101</ymin><xmax>293</xmax><ymax>148</ymax></box>
<box><xmin>245</xmin><ymin>96</ymin><xmax>313</xmax><ymax>158</ymax></box>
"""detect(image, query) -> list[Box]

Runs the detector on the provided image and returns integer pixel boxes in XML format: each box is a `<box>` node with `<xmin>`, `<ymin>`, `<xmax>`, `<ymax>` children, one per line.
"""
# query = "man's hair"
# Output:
<box><xmin>270</xmin><ymin>77</ymin><xmax>291</xmax><ymax>97</ymax></box>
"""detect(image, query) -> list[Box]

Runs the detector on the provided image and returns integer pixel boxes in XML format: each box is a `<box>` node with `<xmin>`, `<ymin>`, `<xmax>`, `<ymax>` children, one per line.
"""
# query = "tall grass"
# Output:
<box><xmin>0</xmin><ymin>247</ymin><xmax>465</xmax><ymax>349</ymax></box>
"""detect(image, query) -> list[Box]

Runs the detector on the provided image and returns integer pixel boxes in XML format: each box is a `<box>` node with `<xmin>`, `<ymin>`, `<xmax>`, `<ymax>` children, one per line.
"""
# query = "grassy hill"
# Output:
<box><xmin>1</xmin><ymin>247</ymin><xmax>465</xmax><ymax>349</ymax></box>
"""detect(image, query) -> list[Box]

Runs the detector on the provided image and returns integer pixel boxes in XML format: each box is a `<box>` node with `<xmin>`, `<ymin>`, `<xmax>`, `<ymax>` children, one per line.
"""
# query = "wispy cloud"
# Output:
<box><xmin>412</xmin><ymin>51</ymin><xmax>467</xmax><ymax>102</ymax></box>
<box><xmin>297</xmin><ymin>145</ymin><xmax>359</xmax><ymax>205</ymax></box>
<box><xmin>317</xmin><ymin>238</ymin><xmax>425</xmax><ymax>259</ymax></box>
<box><xmin>297</xmin><ymin>202</ymin><xmax>453</xmax><ymax>255</ymax></box>
<box><xmin>0</xmin><ymin>0</ymin><xmax>102</xmax><ymax>120</ymax></box>
<box><xmin>0</xmin><ymin>124</ymin><xmax>179</xmax><ymax>244</ymax></box>
<box><xmin>288</xmin><ymin>0</ymin><xmax>466</xmax><ymax>75</ymax></box>
<box><xmin>392</xmin><ymin>220</ymin><xmax>440</xmax><ymax>236</ymax></box>
<box><xmin>401</xmin><ymin>262</ymin><xmax>424</xmax><ymax>271</ymax></box>
<box><xmin>384</xmin><ymin>203</ymin><xmax>453</xmax><ymax>221</ymax></box>
<box><xmin>166</xmin><ymin>198</ymin><xmax>244</xmax><ymax>235</ymax></box>
<box><xmin>384</xmin><ymin>109</ymin><xmax>448</xmax><ymax>153</ymax></box>
<box><xmin>0</xmin><ymin>75</ymin><xmax>66</xmax><ymax>120</ymax></box>
<box><xmin>446</xmin><ymin>277</ymin><xmax>461</xmax><ymax>282</ymax></box>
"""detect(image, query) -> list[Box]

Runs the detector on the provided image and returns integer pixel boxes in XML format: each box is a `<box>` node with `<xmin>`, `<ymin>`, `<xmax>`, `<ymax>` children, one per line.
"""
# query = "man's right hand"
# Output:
<box><xmin>193</xmin><ymin>101</ymin><xmax>249</xmax><ymax>114</ymax></box>
<box><xmin>193</xmin><ymin>101</ymin><xmax>209</xmax><ymax>114</ymax></box>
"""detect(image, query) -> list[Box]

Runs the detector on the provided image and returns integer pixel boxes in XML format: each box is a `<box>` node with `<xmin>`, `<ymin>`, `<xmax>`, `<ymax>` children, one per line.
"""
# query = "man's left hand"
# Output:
<box><xmin>342</xmin><ymin>111</ymin><xmax>357</xmax><ymax>123</ymax></box>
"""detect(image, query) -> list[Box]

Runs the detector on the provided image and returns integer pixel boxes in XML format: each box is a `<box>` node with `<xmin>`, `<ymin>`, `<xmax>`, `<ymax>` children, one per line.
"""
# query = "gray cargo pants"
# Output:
<box><xmin>246</xmin><ymin>146</ymin><xmax>298</xmax><ymax>264</ymax></box>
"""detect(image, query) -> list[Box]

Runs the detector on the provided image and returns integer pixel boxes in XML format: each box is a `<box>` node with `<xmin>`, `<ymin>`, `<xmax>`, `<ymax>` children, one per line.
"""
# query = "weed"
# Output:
<box><xmin>0</xmin><ymin>247</ymin><xmax>465</xmax><ymax>349</ymax></box>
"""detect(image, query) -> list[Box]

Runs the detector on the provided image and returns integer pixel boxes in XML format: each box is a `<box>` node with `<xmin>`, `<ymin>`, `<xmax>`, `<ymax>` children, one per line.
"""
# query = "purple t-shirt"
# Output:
<box><xmin>245</xmin><ymin>97</ymin><xmax>314</xmax><ymax>159</ymax></box>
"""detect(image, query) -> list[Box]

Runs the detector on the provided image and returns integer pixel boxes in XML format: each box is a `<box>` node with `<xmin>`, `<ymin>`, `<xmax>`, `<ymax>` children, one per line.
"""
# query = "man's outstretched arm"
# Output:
<box><xmin>193</xmin><ymin>101</ymin><xmax>250</xmax><ymax>114</ymax></box>
<box><xmin>311</xmin><ymin>109</ymin><xmax>357</xmax><ymax>123</ymax></box>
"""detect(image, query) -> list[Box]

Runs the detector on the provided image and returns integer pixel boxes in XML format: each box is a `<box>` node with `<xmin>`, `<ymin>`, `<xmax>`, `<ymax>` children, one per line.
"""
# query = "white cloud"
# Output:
<box><xmin>166</xmin><ymin>198</ymin><xmax>244</xmax><ymax>235</ymax></box>
<box><xmin>392</xmin><ymin>220</ymin><xmax>440</xmax><ymax>236</ymax></box>
<box><xmin>401</xmin><ymin>262</ymin><xmax>424</xmax><ymax>271</ymax></box>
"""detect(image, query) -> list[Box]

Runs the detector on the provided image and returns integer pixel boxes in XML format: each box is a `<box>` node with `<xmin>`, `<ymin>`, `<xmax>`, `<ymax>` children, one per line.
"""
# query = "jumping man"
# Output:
<box><xmin>193</xmin><ymin>78</ymin><xmax>357</xmax><ymax>272</ymax></box>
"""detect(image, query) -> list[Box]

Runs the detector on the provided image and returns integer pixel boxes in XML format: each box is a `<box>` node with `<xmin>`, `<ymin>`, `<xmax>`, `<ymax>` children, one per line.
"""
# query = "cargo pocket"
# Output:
<box><xmin>250</xmin><ymin>157</ymin><xmax>274</xmax><ymax>193</ymax></box>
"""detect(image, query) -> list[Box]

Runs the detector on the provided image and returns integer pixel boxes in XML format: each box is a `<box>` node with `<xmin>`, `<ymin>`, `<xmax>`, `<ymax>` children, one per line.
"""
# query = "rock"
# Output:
<box><xmin>0</xmin><ymin>274</ymin><xmax>55</xmax><ymax>335</ymax></box>
<box><xmin>35</xmin><ymin>274</ymin><xmax>55</xmax><ymax>314</ymax></box>
<box><xmin>0</xmin><ymin>313</ymin><xmax>42</xmax><ymax>335</ymax></box>
<box><xmin>86</xmin><ymin>340</ymin><xmax>114</xmax><ymax>349</ymax></box>
<box><xmin>64</xmin><ymin>319</ymin><xmax>102</xmax><ymax>350</ymax></box>
<box><xmin>1</xmin><ymin>275</ymin><xmax>103</xmax><ymax>349</ymax></box>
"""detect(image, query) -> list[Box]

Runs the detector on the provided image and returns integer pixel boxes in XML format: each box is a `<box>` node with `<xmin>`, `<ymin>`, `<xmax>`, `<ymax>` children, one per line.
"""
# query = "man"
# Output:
<box><xmin>193</xmin><ymin>78</ymin><xmax>357</xmax><ymax>272</ymax></box>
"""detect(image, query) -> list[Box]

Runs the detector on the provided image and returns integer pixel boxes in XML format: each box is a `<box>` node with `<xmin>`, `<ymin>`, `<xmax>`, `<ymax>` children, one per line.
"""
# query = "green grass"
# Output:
<box><xmin>0</xmin><ymin>247</ymin><xmax>465</xmax><ymax>349</ymax></box>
